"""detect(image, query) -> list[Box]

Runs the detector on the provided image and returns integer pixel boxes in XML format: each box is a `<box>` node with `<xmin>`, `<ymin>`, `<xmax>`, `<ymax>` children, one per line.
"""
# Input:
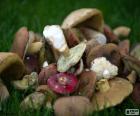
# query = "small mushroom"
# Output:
<box><xmin>54</xmin><ymin>96</ymin><xmax>93</xmax><ymax>116</ymax></box>
<box><xmin>118</xmin><ymin>39</ymin><xmax>130</xmax><ymax>56</ymax></box>
<box><xmin>0</xmin><ymin>52</ymin><xmax>25</xmax><ymax>80</ymax></box>
<box><xmin>79</xmin><ymin>27</ymin><xmax>107</xmax><ymax>44</ymax></box>
<box><xmin>47</xmin><ymin>72</ymin><xmax>78</xmax><ymax>94</ymax></box>
<box><xmin>91</xmin><ymin>77</ymin><xmax>133</xmax><ymax>111</ymax></box>
<box><xmin>131</xmin><ymin>83</ymin><xmax>140</xmax><ymax>104</ymax></box>
<box><xmin>76</xmin><ymin>70</ymin><xmax>96</xmax><ymax>99</ymax></box>
<box><xmin>62</xmin><ymin>8</ymin><xmax>104</xmax><ymax>32</ymax></box>
<box><xmin>130</xmin><ymin>44</ymin><xmax>140</xmax><ymax>60</ymax></box>
<box><xmin>0</xmin><ymin>79</ymin><xmax>9</xmax><ymax>102</ymax></box>
<box><xmin>38</xmin><ymin>63</ymin><xmax>57</xmax><ymax>85</ymax></box>
<box><xmin>103</xmin><ymin>25</ymin><xmax>119</xmax><ymax>43</ymax></box>
<box><xmin>20</xmin><ymin>92</ymin><xmax>46</xmax><ymax>110</ymax></box>
<box><xmin>12</xmin><ymin>72</ymin><xmax>38</xmax><ymax>90</ymax></box>
<box><xmin>86</xmin><ymin>43</ymin><xmax>121</xmax><ymax>67</ymax></box>
<box><xmin>126</xmin><ymin>71</ymin><xmax>137</xmax><ymax>84</ymax></box>
<box><xmin>113</xmin><ymin>26</ymin><xmax>131</xmax><ymax>37</ymax></box>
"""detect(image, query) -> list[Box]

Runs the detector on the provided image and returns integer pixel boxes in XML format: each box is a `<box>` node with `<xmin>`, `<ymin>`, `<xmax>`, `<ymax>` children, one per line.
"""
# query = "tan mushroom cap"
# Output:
<box><xmin>0</xmin><ymin>52</ymin><xmax>25</xmax><ymax>80</ymax></box>
<box><xmin>62</xmin><ymin>8</ymin><xmax>104</xmax><ymax>32</ymax></box>
<box><xmin>91</xmin><ymin>77</ymin><xmax>133</xmax><ymax>111</ymax></box>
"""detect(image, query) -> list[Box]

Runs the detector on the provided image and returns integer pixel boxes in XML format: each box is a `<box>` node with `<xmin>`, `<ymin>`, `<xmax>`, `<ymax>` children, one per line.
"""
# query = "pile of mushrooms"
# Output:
<box><xmin>0</xmin><ymin>8</ymin><xmax>140</xmax><ymax>115</ymax></box>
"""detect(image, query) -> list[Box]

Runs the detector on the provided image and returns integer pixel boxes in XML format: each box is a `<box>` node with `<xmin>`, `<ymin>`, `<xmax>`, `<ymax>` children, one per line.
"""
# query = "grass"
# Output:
<box><xmin>0</xmin><ymin>0</ymin><xmax>140</xmax><ymax>115</ymax></box>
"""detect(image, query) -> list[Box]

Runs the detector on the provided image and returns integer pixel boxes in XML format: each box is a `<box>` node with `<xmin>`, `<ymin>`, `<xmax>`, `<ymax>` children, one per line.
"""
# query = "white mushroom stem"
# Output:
<box><xmin>43</xmin><ymin>25</ymin><xmax>70</xmax><ymax>57</ymax></box>
<box><xmin>96</xmin><ymin>79</ymin><xmax>110</xmax><ymax>92</ymax></box>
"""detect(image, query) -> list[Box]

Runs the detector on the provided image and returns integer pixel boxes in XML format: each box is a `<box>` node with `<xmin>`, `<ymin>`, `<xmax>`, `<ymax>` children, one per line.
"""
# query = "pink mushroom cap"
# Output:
<box><xmin>47</xmin><ymin>72</ymin><xmax>78</xmax><ymax>94</ymax></box>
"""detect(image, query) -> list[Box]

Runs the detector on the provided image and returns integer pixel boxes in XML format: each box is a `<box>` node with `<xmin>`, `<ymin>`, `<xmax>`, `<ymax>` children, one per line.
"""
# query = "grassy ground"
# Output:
<box><xmin>0</xmin><ymin>0</ymin><xmax>140</xmax><ymax>115</ymax></box>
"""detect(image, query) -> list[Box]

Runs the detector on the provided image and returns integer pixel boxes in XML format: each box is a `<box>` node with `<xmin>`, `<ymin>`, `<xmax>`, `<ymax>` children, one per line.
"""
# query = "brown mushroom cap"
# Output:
<box><xmin>11</xmin><ymin>27</ymin><xmax>29</xmax><ymax>59</ymax></box>
<box><xmin>62</xmin><ymin>8</ymin><xmax>104</xmax><ymax>32</ymax></box>
<box><xmin>0</xmin><ymin>52</ymin><xmax>25</xmax><ymax>81</ymax></box>
<box><xmin>91</xmin><ymin>77</ymin><xmax>133</xmax><ymax>111</ymax></box>
<box><xmin>86</xmin><ymin>43</ymin><xmax>121</xmax><ymax>67</ymax></box>
<box><xmin>54</xmin><ymin>96</ymin><xmax>93</xmax><ymax>116</ymax></box>
<box><xmin>76</xmin><ymin>70</ymin><xmax>96</xmax><ymax>99</ymax></box>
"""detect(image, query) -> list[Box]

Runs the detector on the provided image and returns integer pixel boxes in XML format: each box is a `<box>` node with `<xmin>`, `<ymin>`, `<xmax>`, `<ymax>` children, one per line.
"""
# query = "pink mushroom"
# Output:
<box><xmin>47</xmin><ymin>72</ymin><xmax>78</xmax><ymax>94</ymax></box>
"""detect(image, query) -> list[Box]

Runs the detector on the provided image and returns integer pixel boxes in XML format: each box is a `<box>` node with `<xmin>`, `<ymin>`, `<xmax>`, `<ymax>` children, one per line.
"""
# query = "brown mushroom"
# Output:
<box><xmin>62</xmin><ymin>8</ymin><xmax>104</xmax><ymax>32</ymax></box>
<box><xmin>76</xmin><ymin>70</ymin><xmax>96</xmax><ymax>99</ymax></box>
<box><xmin>126</xmin><ymin>71</ymin><xmax>137</xmax><ymax>84</ymax></box>
<box><xmin>86</xmin><ymin>43</ymin><xmax>121</xmax><ymax>67</ymax></box>
<box><xmin>54</xmin><ymin>96</ymin><xmax>93</xmax><ymax>116</ymax></box>
<box><xmin>0</xmin><ymin>52</ymin><xmax>25</xmax><ymax>81</ymax></box>
<box><xmin>130</xmin><ymin>44</ymin><xmax>140</xmax><ymax>60</ymax></box>
<box><xmin>91</xmin><ymin>77</ymin><xmax>133</xmax><ymax>111</ymax></box>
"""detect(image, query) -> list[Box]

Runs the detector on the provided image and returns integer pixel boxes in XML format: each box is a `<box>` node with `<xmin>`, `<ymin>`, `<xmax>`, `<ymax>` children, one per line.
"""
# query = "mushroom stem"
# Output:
<box><xmin>96</xmin><ymin>79</ymin><xmax>110</xmax><ymax>92</ymax></box>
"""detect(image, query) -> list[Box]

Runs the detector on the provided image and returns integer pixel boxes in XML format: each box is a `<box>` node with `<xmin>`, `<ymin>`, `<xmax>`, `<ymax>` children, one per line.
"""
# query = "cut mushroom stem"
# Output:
<box><xmin>96</xmin><ymin>79</ymin><xmax>110</xmax><ymax>92</ymax></box>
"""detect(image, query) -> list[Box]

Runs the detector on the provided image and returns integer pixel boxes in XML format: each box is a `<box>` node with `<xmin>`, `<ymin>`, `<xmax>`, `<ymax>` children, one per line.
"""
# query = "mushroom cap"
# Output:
<box><xmin>130</xmin><ymin>44</ymin><xmax>140</xmax><ymax>60</ymax></box>
<box><xmin>11</xmin><ymin>27</ymin><xmax>29</xmax><ymax>59</ymax></box>
<box><xmin>76</xmin><ymin>70</ymin><xmax>96</xmax><ymax>99</ymax></box>
<box><xmin>57</xmin><ymin>42</ymin><xmax>86</xmax><ymax>72</ymax></box>
<box><xmin>20</xmin><ymin>92</ymin><xmax>46</xmax><ymax>110</ymax></box>
<box><xmin>86</xmin><ymin>43</ymin><xmax>121</xmax><ymax>67</ymax></box>
<box><xmin>62</xmin><ymin>8</ymin><xmax>104</xmax><ymax>32</ymax></box>
<box><xmin>38</xmin><ymin>63</ymin><xmax>58</xmax><ymax>85</ymax></box>
<box><xmin>54</xmin><ymin>96</ymin><xmax>93</xmax><ymax>116</ymax></box>
<box><xmin>0</xmin><ymin>52</ymin><xmax>25</xmax><ymax>81</ymax></box>
<box><xmin>47</xmin><ymin>72</ymin><xmax>78</xmax><ymax>94</ymax></box>
<box><xmin>91</xmin><ymin>77</ymin><xmax>133</xmax><ymax>111</ymax></box>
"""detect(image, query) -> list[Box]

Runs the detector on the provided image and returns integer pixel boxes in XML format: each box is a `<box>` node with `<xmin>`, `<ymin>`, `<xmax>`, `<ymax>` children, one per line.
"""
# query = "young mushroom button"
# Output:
<box><xmin>43</xmin><ymin>25</ymin><xmax>86</xmax><ymax>72</ymax></box>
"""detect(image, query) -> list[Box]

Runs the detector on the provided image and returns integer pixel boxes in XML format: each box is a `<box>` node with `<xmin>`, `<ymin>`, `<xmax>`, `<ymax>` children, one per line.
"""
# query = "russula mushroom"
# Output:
<box><xmin>62</xmin><ymin>8</ymin><xmax>104</xmax><ymax>32</ymax></box>
<box><xmin>130</xmin><ymin>44</ymin><xmax>140</xmax><ymax>60</ymax></box>
<box><xmin>76</xmin><ymin>70</ymin><xmax>96</xmax><ymax>99</ymax></box>
<box><xmin>131</xmin><ymin>83</ymin><xmax>140</xmax><ymax>104</ymax></box>
<box><xmin>103</xmin><ymin>25</ymin><xmax>118</xmax><ymax>43</ymax></box>
<box><xmin>113</xmin><ymin>26</ymin><xmax>131</xmax><ymax>37</ymax></box>
<box><xmin>47</xmin><ymin>72</ymin><xmax>78</xmax><ymax>94</ymax></box>
<box><xmin>79</xmin><ymin>27</ymin><xmax>107</xmax><ymax>44</ymax></box>
<box><xmin>38</xmin><ymin>63</ymin><xmax>57</xmax><ymax>85</ymax></box>
<box><xmin>90</xmin><ymin>57</ymin><xmax>118</xmax><ymax>80</ymax></box>
<box><xmin>0</xmin><ymin>52</ymin><xmax>25</xmax><ymax>81</ymax></box>
<box><xmin>0</xmin><ymin>79</ymin><xmax>9</xmax><ymax>102</ymax></box>
<box><xmin>92</xmin><ymin>77</ymin><xmax>133</xmax><ymax>111</ymax></box>
<box><xmin>43</xmin><ymin>25</ymin><xmax>86</xmax><ymax>72</ymax></box>
<box><xmin>12</xmin><ymin>72</ymin><xmax>38</xmax><ymax>90</ymax></box>
<box><xmin>86</xmin><ymin>43</ymin><xmax>121</xmax><ymax>67</ymax></box>
<box><xmin>20</xmin><ymin>92</ymin><xmax>46</xmax><ymax>110</ymax></box>
<box><xmin>54</xmin><ymin>96</ymin><xmax>93</xmax><ymax>116</ymax></box>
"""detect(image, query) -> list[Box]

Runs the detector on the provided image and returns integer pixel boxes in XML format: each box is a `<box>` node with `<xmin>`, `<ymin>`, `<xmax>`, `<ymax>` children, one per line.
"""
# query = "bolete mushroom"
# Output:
<box><xmin>0</xmin><ymin>52</ymin><xmax>25</xmax><ymax>81</ymax></box>
<box><xmin>91</xmin><ymin>77</ymin><xmax>133</xmax><ymax>111</ymax></box>
<box><xmin>20</xmin><ymin>92</ymin><xmax>46</xmax><ymax>110</ymax></box>
<box><xmin>86</xmin><ymin>43</ymin><xmax>121</xmax><ymax>67</ymax></box>
<box><xmin>12</xmin><ymin>72</ymin><xmax>38</xmax><ymax>90</ymax></box>
<box><xmin>43</xmin><ymin>25</ymin><xmax>86</xmax><ymax>72</ymax></box>
<box><xmin>62</xmin><ymin>8</ymin><xmax>104</xmax><ymax>32</ymax></box>
<box><xmin>53</xmin><ymin>96</ymin><xmax>93</xmax><ymax>116</ymax></box>
<box><xmin>47</xmin><ymin>72</ymin><xmax>78</xmax><ymax>94</ymax></box>
<box><xmin>76</xmin><ymin>70</ymin><xmax>96</xmax><ymax>99</ymax></box>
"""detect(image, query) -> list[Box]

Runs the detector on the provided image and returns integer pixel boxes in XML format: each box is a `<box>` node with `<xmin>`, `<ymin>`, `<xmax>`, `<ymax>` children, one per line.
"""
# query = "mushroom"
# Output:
<box><xmin>38</xmin><ymin>63</ymin><xmax>57</xmax><ymax>85</ymax></box>
<box><xmin>131</xmin><ymin>83</ymin><xmax>140</xmax><ymax>104</ymax></box>
<box><xmin>79</xmin><ymin>27</ymin><xmax>107</xmax><ymax>44</ymax></box>
<box><xmin>90</xmin><ymin>57</ymin><xmax>118</xmax><ymax>80</ymax></box>
<box><xmin>130</xmin><ymin>44</ymin><xmax>140</xmax><ymax>60</ymax></box>
<box><xmin>43</xmin><ymin>25</ymin><xmax>86</xmax><ymax>72</ymax></box>
<box><xmin>54</xmin><ymin>96</ymin><xmax>93</xmax><ymax>116</ymax></box>
<box><xmin>0</xmin><ymin>79</ymin><xmax>9</xmax><ymax>102</ymax></box>
<box><xmin>126</xmin><ymin>71</ymin><xmax>137</xmax><ymax>84</ymax></box>
<box><xmin>20</xmin><ymin>92</ymin><xmax>46</xmax><ymax>110</ymax></box>
<box><xmin>103</xmin><ymin>24</ymin><xmax>119</xmax><ymax>43</ymax></box>
<box><xmin>113</xmin><ymin>26</ymin><xmax>131</xmax><ymax>38</ymax></box>
<box><xmin>76</xmin><ymin>70</ymin><xmax>96</xmax><ymax>99</ymax></box>
<box><xmin>0</xmin><ymin>52</ymin><xmax>25</xmax><ymax>81</ymax></box>
<box><xmin>12</xmin><ymin>72</ymin><xmax>38</xmax><ymax>90</ymax></box>
<box><xmin>62</xmin><ymin>8</ymin><xmax>104</xmax><ymax>32</ymax></box>
<box><xmin>86</xmin><ymin>43</ymin><xmax>121</xmax><ymax>67</ymax></box>
<box><xmin>91</xmin><ymin>77</ymin><xmax>133</xmax><ymax>111</ymax></box>
<box><xmin>47</xmin><ymin>72</ymin><xmax>78</xmax><ymax>94</ymax></box>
